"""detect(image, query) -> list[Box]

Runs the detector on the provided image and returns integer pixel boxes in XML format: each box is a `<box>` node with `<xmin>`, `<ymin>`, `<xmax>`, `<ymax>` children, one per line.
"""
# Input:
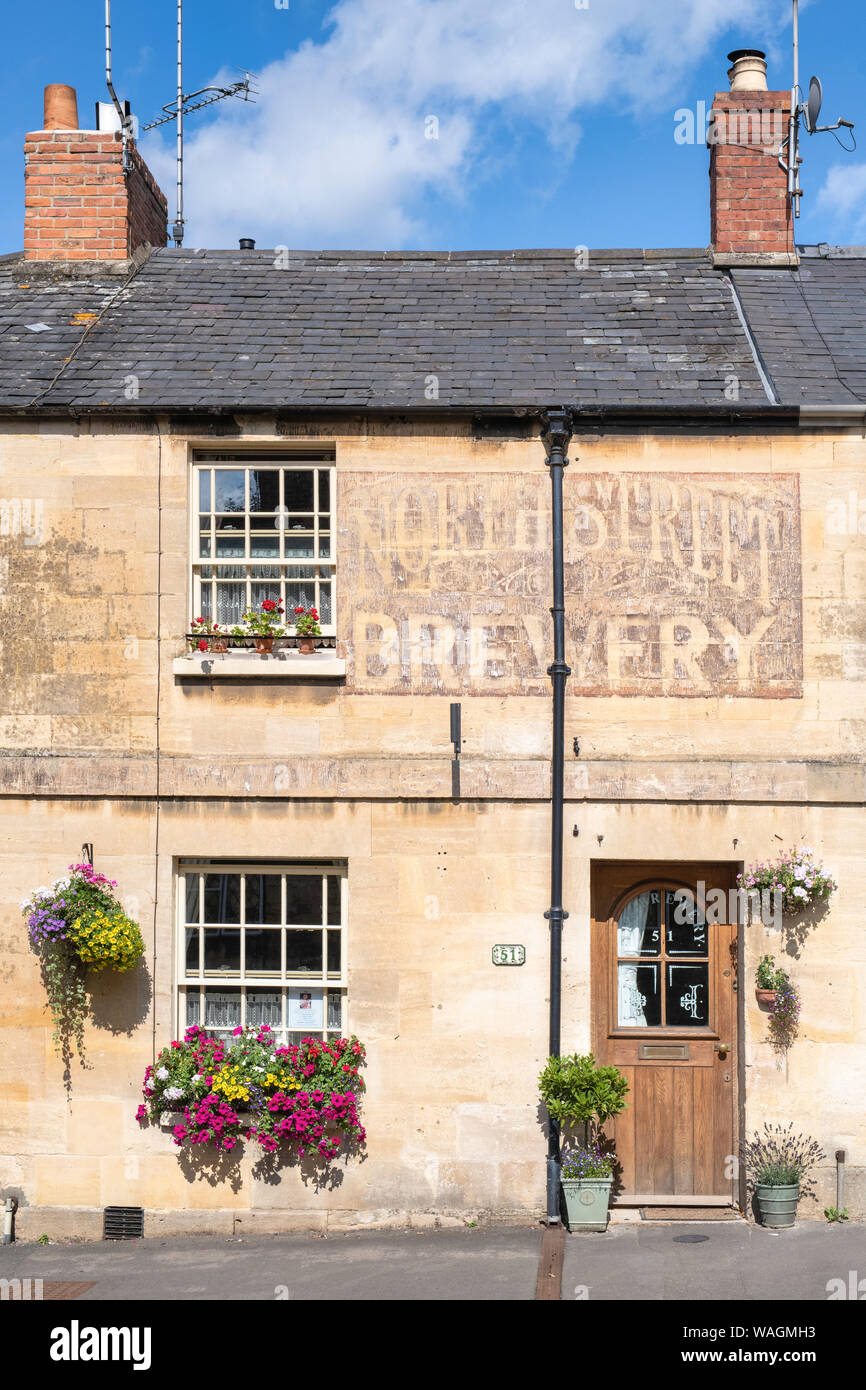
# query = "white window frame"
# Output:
<box><xmin>190</xmin><ymin>453</ymin><xmax>337</xmax><ymax>637</ymax></box>
<box><xmin>176</xmin><ymin>861</ymin><xmax>347</xmax><ymax>1044</ymax></box>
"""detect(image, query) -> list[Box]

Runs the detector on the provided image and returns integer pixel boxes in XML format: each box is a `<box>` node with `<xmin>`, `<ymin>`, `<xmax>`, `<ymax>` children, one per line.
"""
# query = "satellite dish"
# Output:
<box><xmin>806</xmin><ymin>75</ymin><xmax>823</xmax><ymax>133</ymax></box>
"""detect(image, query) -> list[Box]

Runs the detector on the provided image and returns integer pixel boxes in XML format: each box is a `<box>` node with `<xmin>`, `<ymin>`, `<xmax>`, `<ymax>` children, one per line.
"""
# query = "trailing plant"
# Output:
<box><xmin>538</xmin><ymin>1052</ymin><xmax>629</xmax><ymax>1148</ymax></box>
<box><xmin>293</xmin><ymin>605</ymin><xmax>322</xmax><ymax>637</ymax></box>
<box><xmin>21</xmin><ymin>863</ymin><xmax>145</xmax><ymax>1062</ymax></box>
<box><xmin>137</xmin><ymin>1025</ymin><xmax>367</xmax><ymax>1163</ymax></box>
<box><xmin>767</xmin><ymin>973</ymin><xmax>801</xmax><ymax>1052</ymax></box>
<box><xmin>737</xmin><ymin>846</ymin><xmax>836</xmax><ymax>917</ymax></box>
<box><xmin>560</xmin><ymin>1143</ymin><xmax>614</xmax><ymax>1181</ymax></box>
<box><xmin>740</xmin><ymin>1123</ymin><xmax>824</xmax><ymax>1189</ymax></box>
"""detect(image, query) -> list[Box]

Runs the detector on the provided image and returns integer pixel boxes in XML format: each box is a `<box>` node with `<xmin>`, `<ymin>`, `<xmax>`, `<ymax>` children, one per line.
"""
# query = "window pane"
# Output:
<box><xmin>215</xmin><ymin>515</ymin><xmax>245</xmax><ymax>532</ymax></box>
<box><xmin>286</xmin><ymin>931</ymin><xmax>323</xmax><ymax>972</ymax></box>
<box><xmin>204</xmin><ymin>874</ymin><xmax>241</xmax><ymax>923</ymax></box>
<box><xmin>185</xmin><ymin>928</ymin><xmax>200</xmax><ymax>973</ymax></box>
<box><xmin>214</xmin><ymin>471</ymin><xmax>245</xmax><ymax>512</ymax></box>
<box><xmin>617</xmin><ymin>890</ymin><xmax>661</xmax><ymax>956</ymax></box>
<box><xmin>185</xmin><ymin>874</ymin><xmax>200</xmax><ymax>923</ymax></box>
<box><xmin>317</xmin><ymin>472</ymin><xmax>330</xmax><ymax>511</ymax></box>
<box><xmin>216</xmin><ymin>536</ymin><xmax>246</xmax><ymax>558</ymax></box>
<box><xmin>326</xmin><ymin>875</ymin><xmax>341</xmax><ymax>924</ymax></box>
<box><xmin>186</xmin><ymin>991</ymin><xmax>201</xmax><ymax>1026</ymax></box>
<box><xmin>249</xmin><ymin>470</ymin><xmax>279</xmax><ymax>512</ymax></box>
<box><xmin>244</xmin><ymin>928</ymin><xmax>281</xmax><ymax>973</ymax></box>
<box><xmin>250</xmin><ymin>535</ymin><xmax>280</xmax><ymax>558</ymax></box>
<box><xmin>204</xmin><ymin>987</ymin><xmax>241</xmax><ymax>1030</ymax></box>
<box><xmin>666</xmin><ymin>964</ymin><xmax>710</xmax><ymax>1027</ymax></box>
<box><xmin>204</xmin><ymin>928</ymin><xmax>241</xmax><ymax>971</ymax></box>
<box><xmin>199</xmin><ymin>535</ymin><xmax>211</xmax><ymax>558</ymax></box>
<box><xmin>284</xmin><ymin>471</ymin><xmax>314</xmax><ymax>512</ymax></box>
<box><xmin>327</xmin><ymin>992</ymin><xmax>342</xmax><ymax>1031</ymax></box>
<box><xmin>245</xmin><ymin>874</ymin><xmax>282</xmax><ymax>924</ymax></box>
<box><xmin>284</xmin><ymin>534</ymin><xmax>314</xmax><ymax>559</ymax></box>
<box><xmin>246</xmin><ymin>989</ymin><xmax>282</xmax><ymax>1028</ymax></box>
<box><xmin>618</xmin><ymin>962</ymin><xmax>661</xmax><ymax>1027</ymax></box>
<box><xmin>327</xmin><ymin>930</ymin><xmax>341</xmax><ymax>973</ymax></box>
<box><xmin>199</xmin><ymin>472</ymin><xmax>211</xmax><ymax>511</ymax></box>
<box><xmin>666</xmin><ymin>891</ymin><xmax>709</xmax><ymax>956</ymax></box>
<box><xmin>318</xmin><ymin>584</ymin><xmax>332</xmax><ymax>625</ymax></box>
<box><xmin>286</xmin><ymin>578</ymin><xmax>317</xmax><ymax>610</ymax></box>
<box><xmin>251</xmin><ymin>581</ymin><xmax>283</xmax><ymax>611</ymax></box>
<box><xmin>215</xmin><ymin>585</ymin><xmax>246</xmax><ymax>625</ymax></box>
<box><xmin>286</xmin><ymin>876</ymin><xmax>323</xmax><ymax>924</ymax></box>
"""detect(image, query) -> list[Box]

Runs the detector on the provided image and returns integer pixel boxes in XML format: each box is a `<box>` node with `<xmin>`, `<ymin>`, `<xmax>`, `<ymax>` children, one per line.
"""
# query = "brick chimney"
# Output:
<box><xmin>709</xmin><ymin>50</ymin><xmax>798</xmax><ymax>268</ymax></box>
<box><xmin>24</xmin><ymin>84</ymin><xmax>167</xmax><ymax>262</ymax></box>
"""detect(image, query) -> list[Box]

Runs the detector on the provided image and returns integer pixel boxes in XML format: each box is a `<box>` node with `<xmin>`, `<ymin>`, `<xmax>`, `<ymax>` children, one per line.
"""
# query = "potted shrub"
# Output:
<box><xmin>293</xmin><ymin>605</ymin><xmax>322</xmax><ymax>654</ymax></box>
<box><xmin>538</xmin><ymin>1052</ymin><xmax>629</xmax><ymax>1232</ymax></box>
<box><xmin>741</xmin><ymin>1123</ymin><xmax>824</xmax><ymax>1229</ymax></box>
<box><xmin>241</xmin><ymin>598</ymin><xmax>286</xmax><ymax>653</ymax></box>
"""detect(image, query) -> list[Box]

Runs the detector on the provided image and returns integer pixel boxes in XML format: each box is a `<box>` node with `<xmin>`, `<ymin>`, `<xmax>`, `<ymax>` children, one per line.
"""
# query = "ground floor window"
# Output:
<box><xmin>178</xmin><ymin>861</ymin><xmax>346</xmax><ymax>1044</ymax></box>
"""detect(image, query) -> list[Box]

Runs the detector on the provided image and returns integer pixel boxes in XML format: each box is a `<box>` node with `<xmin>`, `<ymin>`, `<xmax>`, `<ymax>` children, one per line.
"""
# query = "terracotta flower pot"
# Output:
<box><xmin>210</xmin><ymin>637</ymin><xmax>228</xmax><ymax>653</ymax></box>
<box><xmin>297</xmin><ymin>636</ymin><xmax>317</xmax><ymax>654</ymax></box>
<box><xmin>756</xmin><ymin>988</ymin><xmax>776</xmax><ymax>1008</ymax></box>
<box><xmin>254</xmin><ymin>637</ymin><xmax>274</xmax><ymax>654</ymax></box>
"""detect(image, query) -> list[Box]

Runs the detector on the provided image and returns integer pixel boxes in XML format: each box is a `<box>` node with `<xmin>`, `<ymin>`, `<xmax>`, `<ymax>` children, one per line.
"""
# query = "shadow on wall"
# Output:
<box><xmin>88</xmin><ymin>961</ymin><xmax>153</xmax><ymax>1038</ymax></box>
<box><xmin>781</xmin><ymin>899</ymin><xmax>832</xmax><ymax>960</ymax></box>
<box><xmin>175</xmin><ymin>1137</ymin><xmax>367</xmax><ymax>1196</ymax></box>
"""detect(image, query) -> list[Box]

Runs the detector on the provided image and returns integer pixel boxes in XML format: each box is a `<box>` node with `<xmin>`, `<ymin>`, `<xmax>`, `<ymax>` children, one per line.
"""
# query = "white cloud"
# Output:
<box><xmin>141</xmin><ymin>0</ymin><xmax>779</xmax><ymax>248</ymax></box>
<box><xmin>817</xmin><ymin>163</ymin><xmax>866</xmax><ymax>232</ymax></box>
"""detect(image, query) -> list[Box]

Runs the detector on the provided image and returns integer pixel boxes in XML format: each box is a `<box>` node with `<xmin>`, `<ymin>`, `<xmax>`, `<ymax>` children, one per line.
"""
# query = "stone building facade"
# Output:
<box><xmin>1</xmin><ymin>53</ymin><xmax>864</xmax><ymax>1236</ymax></box>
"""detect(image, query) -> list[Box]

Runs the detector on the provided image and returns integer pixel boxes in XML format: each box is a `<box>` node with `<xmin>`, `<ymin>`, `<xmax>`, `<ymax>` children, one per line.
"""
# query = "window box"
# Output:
<box><xmin>173</xmin><ymin>648</ymin><xmax>346</xmax><ymax>679</ymax></box>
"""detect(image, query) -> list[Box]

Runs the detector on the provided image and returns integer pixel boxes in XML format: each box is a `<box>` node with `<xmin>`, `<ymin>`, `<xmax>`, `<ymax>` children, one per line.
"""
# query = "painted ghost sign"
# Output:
<box><xmin>341</xmin><ymin>471</ymin><xmax>802</xmax><ymax>697</ymax></box>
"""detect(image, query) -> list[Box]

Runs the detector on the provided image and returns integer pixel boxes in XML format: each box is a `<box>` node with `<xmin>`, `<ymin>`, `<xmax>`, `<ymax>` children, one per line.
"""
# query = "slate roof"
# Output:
<box><xmin>0</xmin><ymin>244</ymin><xmax>863</xmax><ymax>414</ymax></box>
<box><xmin>732</xmin><ymin>251</ymin><xmax>866</xmax><ymax>405</ymax></box>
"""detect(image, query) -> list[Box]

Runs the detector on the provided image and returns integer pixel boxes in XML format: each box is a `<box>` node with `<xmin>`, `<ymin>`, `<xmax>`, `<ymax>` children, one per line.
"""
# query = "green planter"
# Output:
<box><xmin>562</xmin><ymin>1176</ymin><xmax>613</xmax><ymax>1232</ymax></box>
<box><xmin>755</xmin><ymin>1183</ymin><xmax>800</xmax><ymax>1229</ymax></box>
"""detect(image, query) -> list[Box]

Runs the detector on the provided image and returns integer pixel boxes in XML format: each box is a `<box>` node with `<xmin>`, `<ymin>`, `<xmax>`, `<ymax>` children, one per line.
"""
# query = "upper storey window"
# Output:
<box><xmin>192</xmin><ymin>452</ymin><xmax>336</xmax><ymax>635</ymax></box>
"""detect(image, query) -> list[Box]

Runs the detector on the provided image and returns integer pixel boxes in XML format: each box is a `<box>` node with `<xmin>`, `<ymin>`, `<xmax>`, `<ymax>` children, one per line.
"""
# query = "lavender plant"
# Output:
<box><xmin>741</xmin><ymin>1122</ymin><xmax>824</xmax><ymax>1189</ymax></box>
<box><xmin>561</xmin><ymin>1143</ymin><xmax>614</xmax><ymax>1180</ymax></box>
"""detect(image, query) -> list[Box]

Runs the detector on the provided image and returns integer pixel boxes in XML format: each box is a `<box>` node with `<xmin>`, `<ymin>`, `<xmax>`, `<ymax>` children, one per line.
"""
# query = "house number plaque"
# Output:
<box><xmin>492</xmin><ymin>944</ymin><xmax>525</xmax><ymax>966</ymax></box>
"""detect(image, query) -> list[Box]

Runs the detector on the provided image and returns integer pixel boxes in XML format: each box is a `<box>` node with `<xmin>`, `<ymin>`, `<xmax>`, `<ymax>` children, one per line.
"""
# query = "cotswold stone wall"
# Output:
<box><xmin>0</xmin><ymin>418</ymin><xmax>863</xmax><ymax>1233</ymax></box>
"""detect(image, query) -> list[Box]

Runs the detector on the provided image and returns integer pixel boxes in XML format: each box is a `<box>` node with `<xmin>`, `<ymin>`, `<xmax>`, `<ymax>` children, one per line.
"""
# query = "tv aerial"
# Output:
<box><xmin>779</xmin><ymin>0</ymin><xmax>855</xmax><ymax>218</ymax></box>
<box><xmin>105</xmin><ymin>1</ymin><xmax>257</xmax><ymax>248</ymax></box>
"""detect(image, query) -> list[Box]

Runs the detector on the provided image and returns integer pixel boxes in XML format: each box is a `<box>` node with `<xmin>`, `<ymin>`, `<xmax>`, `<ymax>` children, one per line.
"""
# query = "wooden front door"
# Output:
<box><xmin>591</xmin><ymin>862</ymin><xmax>738</xmax><ymax>1205</ymax></box>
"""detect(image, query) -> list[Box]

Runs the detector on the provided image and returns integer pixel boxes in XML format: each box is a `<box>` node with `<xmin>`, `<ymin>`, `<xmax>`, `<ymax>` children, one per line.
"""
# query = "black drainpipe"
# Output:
<box><xmin>541</xmin><ymin>407</ymin><xmax>573</xmax><ymax>1225</ymax></box>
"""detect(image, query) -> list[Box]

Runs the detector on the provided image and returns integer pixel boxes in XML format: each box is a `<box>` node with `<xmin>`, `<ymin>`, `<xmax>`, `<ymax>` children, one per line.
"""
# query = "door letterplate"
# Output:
<box><xmin>639</xmin><ymin>1043</ymin><xmax>689</xmax><ymax>1060</ymax></box>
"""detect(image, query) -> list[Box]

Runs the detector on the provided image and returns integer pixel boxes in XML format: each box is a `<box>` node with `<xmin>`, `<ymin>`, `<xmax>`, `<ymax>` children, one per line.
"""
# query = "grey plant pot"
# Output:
<box><xmin>561</xmin><ymin>1176</ymin><xmax>613</xmax><ymax>1232</ymax></box>
<box><xmin>755</xmin><ymin>1183</ymin><xmax>800</xmax><ymax>1229</ymax></box>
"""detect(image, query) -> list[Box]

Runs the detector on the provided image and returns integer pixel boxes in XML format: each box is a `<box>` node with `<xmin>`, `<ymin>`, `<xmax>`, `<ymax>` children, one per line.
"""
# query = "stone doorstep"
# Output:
<box><xmin>172</xmin><ymin>652</ymin><xmax>346</xmax><ymax>679</ymax></box>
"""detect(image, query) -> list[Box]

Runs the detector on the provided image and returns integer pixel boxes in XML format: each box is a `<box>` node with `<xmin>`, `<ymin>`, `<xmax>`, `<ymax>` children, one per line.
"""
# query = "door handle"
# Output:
<box><xmin>715</xmin><ymin>1042</ymin><xmax>730</xmax><ymax>1059</ymax></box>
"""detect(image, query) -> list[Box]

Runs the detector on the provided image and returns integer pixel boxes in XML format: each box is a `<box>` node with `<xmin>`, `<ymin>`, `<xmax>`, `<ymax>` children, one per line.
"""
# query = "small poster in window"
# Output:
<box><xmin>288</xmin><ymin>986</ymin><xmax>323</xmax><ymax>1030</ymax></box>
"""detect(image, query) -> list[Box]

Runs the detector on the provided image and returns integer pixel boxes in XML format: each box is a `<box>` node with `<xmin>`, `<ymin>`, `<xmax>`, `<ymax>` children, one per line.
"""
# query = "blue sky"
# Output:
<box><xmin>2</xmin><ymin>0</ymin><xmax>864</xmax><ymax>253</ymax></box>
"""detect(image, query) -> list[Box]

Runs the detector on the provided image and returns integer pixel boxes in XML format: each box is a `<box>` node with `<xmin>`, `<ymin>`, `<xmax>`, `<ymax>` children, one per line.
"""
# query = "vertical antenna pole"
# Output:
<box><xmin>789</xmin><ymin>0</ymin><xmax>801</xmax><ymax>215</ymax></box>
<box><xmin>104</xmin><ymin>0</ymin><xmax>130</xmax><ymax>173</ymax></box>
<box><xmin>175</xmin><ymin>0</ymin><xmax>184</xmax><ymax>245</ymax></box>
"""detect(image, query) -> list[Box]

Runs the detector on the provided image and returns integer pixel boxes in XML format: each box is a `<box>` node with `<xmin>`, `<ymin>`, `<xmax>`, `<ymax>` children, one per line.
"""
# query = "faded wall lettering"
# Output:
<box><xmin>341</xmin><ymin>471</ymin><xmax>802</xmax><ymax>697</ymax></box>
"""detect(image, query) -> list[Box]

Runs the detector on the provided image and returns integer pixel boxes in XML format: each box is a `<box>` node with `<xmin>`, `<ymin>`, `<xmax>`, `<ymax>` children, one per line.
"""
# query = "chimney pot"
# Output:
<box><xmin>726</xmin><ymin>49</ymin><xmax>768</xmax><ymax>92</ymax></box>
<box><xmin>43</xmin><ymin>84</ymin><xmax>79</xmax><ymax>130</ymax></box>
<box><xmin>239</xmin><ymin>238</ymin><xmax>256</xmax><ymax>250</ymax></box>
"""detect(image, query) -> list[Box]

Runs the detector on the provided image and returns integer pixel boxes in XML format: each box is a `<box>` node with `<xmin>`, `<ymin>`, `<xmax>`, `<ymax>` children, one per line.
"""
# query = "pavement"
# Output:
<box><xmin>1</xmin><ymin>1219</ymin><xmax>863</xmax><ymax>1301</ymax></box>
<box><xmin>563</xmin><ymin>1219</ymin><xmax>866</xmax><ymax>1302</ymax></box>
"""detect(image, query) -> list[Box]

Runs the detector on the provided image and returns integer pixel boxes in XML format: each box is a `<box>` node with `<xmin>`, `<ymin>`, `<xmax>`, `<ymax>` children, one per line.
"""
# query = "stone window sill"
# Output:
<box><xmin>173</xmin><ymin>651</ymin><xmax>346</xmax><ymax>679</ymax></box>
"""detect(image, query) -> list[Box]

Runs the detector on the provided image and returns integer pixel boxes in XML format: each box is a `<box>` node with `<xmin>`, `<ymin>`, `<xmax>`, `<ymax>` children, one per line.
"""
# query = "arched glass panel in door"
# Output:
<box><xmin>616</xmin><ymin>887</ymin><xmax>709</xmax><ymax>1029</ymax></box>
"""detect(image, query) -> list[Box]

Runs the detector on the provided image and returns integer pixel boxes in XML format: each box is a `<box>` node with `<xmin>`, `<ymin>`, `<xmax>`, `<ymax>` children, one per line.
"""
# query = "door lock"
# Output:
<box><xmin>715</xmin><ymin>1042</ymin><xmax>730</xmax><ymax>1059</ymax></box>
